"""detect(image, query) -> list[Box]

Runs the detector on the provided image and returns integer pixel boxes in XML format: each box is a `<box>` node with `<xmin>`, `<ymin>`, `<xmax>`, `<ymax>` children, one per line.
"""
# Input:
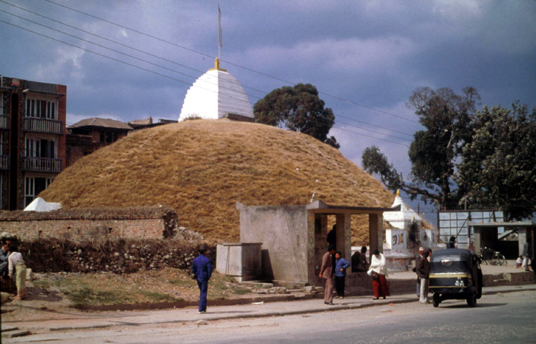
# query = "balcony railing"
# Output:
<box><xmin>0</xmin><ymin>155</ymin><xmax>9</xmax><ymax>170</ymax></box>
<box><xmin>0</xmin><ymin>115</ymin><xmax>8</xmax><ymax>130</ymax></box>
<box><xmin>22</xmin><ymin>157</ymin><xmax>62</xmax><ymax>173</ymax></box>
<box><xmin>24</xmin><ymin>118</ymin><xmax>63</xmax><ymax>135</ymax></box>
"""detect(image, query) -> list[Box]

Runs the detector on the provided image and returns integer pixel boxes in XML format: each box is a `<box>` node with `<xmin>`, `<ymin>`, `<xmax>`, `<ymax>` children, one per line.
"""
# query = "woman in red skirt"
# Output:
<box><xmin>368</xmin><ymin>249</ymin><xmax>390</xmax><ymax>300</ymax></box>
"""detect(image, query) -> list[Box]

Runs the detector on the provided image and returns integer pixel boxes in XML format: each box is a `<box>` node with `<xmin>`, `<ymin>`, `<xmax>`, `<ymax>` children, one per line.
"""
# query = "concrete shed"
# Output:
<box><xmin>237</xmin><ymin>200</ymin><xmax>400</xmax><ymax>286</ymax></box>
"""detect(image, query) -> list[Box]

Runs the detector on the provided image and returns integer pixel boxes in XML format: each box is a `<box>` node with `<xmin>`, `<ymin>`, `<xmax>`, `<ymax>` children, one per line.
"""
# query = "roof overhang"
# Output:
<box><xmin>236</xmin><ymin>200</ymin><xmax>400</xmax><ymax>215</ymax></box>
<box><xmin>22</xmin><ymin>89</ymin><xmax>65</xmax><ymax>97</ymax></box>
<box><xmin>468</xmin><ymin>220</ymin><xmax>535</xmax><ymax>228</ymax></box>
<box><xmin>306</xmin><ymin>200</ymin><xmax>400</xmax><ymax>215</ymax></box>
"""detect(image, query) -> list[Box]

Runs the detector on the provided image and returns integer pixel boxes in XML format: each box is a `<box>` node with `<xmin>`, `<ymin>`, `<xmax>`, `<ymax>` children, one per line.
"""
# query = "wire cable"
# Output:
<box><xmin>2</xmin><ymin>0</ymin><xmax>418</xmax><ymax>138</ymax></box>
<box><xmin>0</xmin><ymin>18</ymin><xmax>259</xmax><ymax>108</ymax></box>
<box><xmin>0</xmin><ymin>16</ymin><xmax>412</xmax><ymax>146</ymax></box>
<box><xmin>39</xmin><ymin>0</ymin><xmax>419</xmax><ymax>123</ymax></box>
<box><xmin>0</xmin><ymin>1</ymin><xmax>267</xmax><ymax>96</ymax></box>
<box><xmin>0</xmin><ymin>8</ymin><xmax>268</xmax><ymax>104</ymax></box>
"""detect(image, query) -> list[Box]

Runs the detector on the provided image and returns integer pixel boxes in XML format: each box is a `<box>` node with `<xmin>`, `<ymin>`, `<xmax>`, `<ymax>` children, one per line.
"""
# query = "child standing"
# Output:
<box><xmin>7</xmin><ymin>244</ymin><xmax>27</xmax><ymax>300</ymax></box>
<box><xmin>516</xmin><ymin>256</ymin><xmax>523</xmax><ymax>268</ymax></box>
<box><xmin>334</xmin><ymin>251</ymin><xmax>350</xmax><ymax>299</ymax></box>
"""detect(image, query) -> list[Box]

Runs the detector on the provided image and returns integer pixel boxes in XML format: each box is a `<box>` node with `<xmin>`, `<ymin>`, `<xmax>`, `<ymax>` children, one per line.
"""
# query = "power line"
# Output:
<box><xmin>3</xmin><ymin>0</ymin><xmax>418</xmax><ymax>142</ymax></box>
<box><xmin>0</xmin><ymin>15</ymin><xmax>413</xmax><ymax>146</ymax></box>
<box><xmin>336</xmin><ymin>120</ymin><xmax>411</xmax><ymax>141</ymax></box>
<box><xmin>333</xmin><ymin>126</ymin><xmax>409</xmax><ymax>147</ymax></box>
<box><xmin>337</xmin><ymin>113</ymin><xmax>414</xmax><ymax>137</ymax></box>
<box><xmin>0</xmin><ymin>1</ymin><xmax>267</xmax><ymax>96</ymax></box>
<box><xmin>0</xmin><ymin>10</ymin><xmax>412</xmax><ymax>145</ymax></box>
<box><xmin>1</xmin><ymin>2</ymin><xmax>417</xmax><ymax>141</ymax></box>
<box><xmin>0</xmin><ymin>18</ymin><xmax>258</xmax><ymax>107</ymax></box>
<box><xmin>0</xmin><ymin>7</ymin><xmax>268</xmax><ymax>104</ymax></box>
<box><xmin>39</xmin><ymin>0</ymin><xmax>419</xmax><ymax>124</ymax></box>
<box><xmin>0</xmin><ymin>3</ymin><xmax>410</xmax><ymax>140</ymax></box>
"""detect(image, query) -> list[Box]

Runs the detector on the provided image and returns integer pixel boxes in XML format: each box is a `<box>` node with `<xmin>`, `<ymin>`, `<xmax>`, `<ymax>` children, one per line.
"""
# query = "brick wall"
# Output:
<box><xmin>0</xmin><ymin>206</ymin><xmax>179</xmax><ymax>242</ymax></box>
<box><xmin>56</xmin><ymin>84</ymin><xmax>67</xmax><ymax>166</ymax></box>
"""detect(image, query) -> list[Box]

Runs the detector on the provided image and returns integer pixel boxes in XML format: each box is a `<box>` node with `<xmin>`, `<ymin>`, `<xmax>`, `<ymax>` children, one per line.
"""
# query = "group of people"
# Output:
<box><xmin>0</xmin><ymin>237</ymin><xmax>27</xmax><ymax>300</ymax></box>
<box><xmin>319</xmin><ymin>245</ymin><xmax>390</xmax><ymax>305</ymax></box>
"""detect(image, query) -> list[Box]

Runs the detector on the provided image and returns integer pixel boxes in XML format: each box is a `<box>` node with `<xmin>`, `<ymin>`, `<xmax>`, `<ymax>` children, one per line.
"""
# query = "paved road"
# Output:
<box><xmin>4</xmin><ymin>290</ymin><xmax>535</xmax><ymax>344</ymax></box>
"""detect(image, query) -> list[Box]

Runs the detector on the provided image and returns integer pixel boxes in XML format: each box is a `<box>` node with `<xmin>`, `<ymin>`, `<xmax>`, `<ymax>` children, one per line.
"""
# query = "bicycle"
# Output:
<box><xmin>478</xmin><ymin>247</ymin><xmax>507</xmax><ymax>266</ymax></box>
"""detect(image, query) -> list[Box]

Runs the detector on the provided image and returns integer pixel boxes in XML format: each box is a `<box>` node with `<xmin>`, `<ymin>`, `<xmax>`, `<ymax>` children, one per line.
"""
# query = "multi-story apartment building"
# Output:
<box><xmin>0</xmin><ymin>75</ymin><xmax>66</xmax><ymax>210</ymax></box>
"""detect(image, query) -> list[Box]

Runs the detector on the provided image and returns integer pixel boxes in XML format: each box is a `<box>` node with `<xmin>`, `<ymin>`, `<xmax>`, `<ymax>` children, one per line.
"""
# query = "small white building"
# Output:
<box><xmin>383</xmin><ymin>191</ymin><xmax>437</xmax><ymax>271</ymax></box>
<box><xmin>179</xmin><ymin>59</ymin><xmax>254</xmax><ymax>122</ymax></box>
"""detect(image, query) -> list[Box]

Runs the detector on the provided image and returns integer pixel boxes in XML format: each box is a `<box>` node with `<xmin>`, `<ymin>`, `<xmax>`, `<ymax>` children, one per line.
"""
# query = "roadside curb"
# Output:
<box><xmin>4</xmin><ymin>285</ymin><xmax>534</xmax><ymax>341</ymax></box>
<box><xmin>49</xmin><ymin>324</ymin><xmax>113</xmax><ymax>331</ymax></box>
<box><xmin>41</xmin><ymin>285</ymin><xmax>536</xmax><ymax>331</ymax></box>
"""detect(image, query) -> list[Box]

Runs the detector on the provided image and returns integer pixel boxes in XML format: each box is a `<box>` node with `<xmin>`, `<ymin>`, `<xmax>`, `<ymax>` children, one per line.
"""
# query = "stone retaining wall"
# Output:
<box><xmin>0</xmin><ymin>206</ymin><xmax>179</xmax><ymax>242</ymax></box>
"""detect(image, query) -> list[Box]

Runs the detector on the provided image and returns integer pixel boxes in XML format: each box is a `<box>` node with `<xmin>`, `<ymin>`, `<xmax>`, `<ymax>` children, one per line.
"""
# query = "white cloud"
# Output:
<box><xmin>432</xmin><ymin>0</ymin><xmax>483</xmax><ymax>17</ymax></box>
<box><xmin>242</xmin><ymin>36</ymin><xmax>418</xmax><ymax>76</ymax></box>
<box><xmin>35</xmin><ymin>46</ymin><xmax>85</xmax><ymax>82</ymax></box>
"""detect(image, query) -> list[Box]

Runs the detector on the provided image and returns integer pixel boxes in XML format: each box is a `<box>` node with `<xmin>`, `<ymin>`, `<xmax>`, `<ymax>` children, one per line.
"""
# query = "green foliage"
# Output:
<box><xmin>459</xmin><ymin>102</ymin><xmax>536</xmax><ymax>220</ymax></box>
<box><xmin>364</xmin><ymin>86</ymin><xmax>480</xmax><ymax>209</ymax></box>
<box><xmin>231</xmin><ymin>287</ymin><xmax>251</xmax><ymax>295</ymax></box>
<box><xmin>362</xmin><ymin>146</ymin><xmax>403</xmax><ymax>192</ymax></box>
<box><xmin>363</xmin><ymin>86</ymin><xmax>536</xmax><ymax>220</ymax></box>
<box><xmin>254</xmin><ymin>83</ymin><xmax>337</xmax><ymax>146</ymax></box>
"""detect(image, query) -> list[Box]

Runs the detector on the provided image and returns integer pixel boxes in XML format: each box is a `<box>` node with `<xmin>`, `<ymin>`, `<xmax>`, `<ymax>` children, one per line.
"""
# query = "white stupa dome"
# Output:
<box><xmin>179</xmin><ymin>59</ymin><xmax>254</xmax><ymax>121</ymax></box>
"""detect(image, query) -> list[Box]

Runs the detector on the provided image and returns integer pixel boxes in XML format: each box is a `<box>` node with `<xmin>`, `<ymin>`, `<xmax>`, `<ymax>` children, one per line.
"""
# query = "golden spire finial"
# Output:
<box><xmin>396</xmin><ymin>189</ymin><xmax>400</xmax><ymax>197</ymax></box>
<box><xmin>210</xmin><ymin>58</ymin><xmax>227</xmax><ymax>72</ymax></box>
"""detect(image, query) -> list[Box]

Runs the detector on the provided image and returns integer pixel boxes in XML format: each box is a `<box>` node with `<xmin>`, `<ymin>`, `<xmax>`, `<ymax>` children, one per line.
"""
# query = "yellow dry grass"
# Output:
<box><xmin>41</xmin><ymin>120</ymin><xmax>395</xmax><ymax>244</ymax></box>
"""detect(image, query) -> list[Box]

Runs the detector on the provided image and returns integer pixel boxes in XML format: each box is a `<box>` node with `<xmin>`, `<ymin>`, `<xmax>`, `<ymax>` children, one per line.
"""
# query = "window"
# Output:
<box><xmin>26</xmin><ymin>97</ymin><xmax>57</xmax><ymax>119</ymax></box>
<box><xmin>24</xmin><ymin>176</ymin><xmax>55</xmax><ymax>206</ymax></box>
<box><xmin>24</xmin><ymin>176</ymin><xmax>34</xmax><ymax>206</ymax></box>
<box><xmin>25</xmin><ymin>138</ymin><xmax>56</xmax><ymax>158</ymax></box>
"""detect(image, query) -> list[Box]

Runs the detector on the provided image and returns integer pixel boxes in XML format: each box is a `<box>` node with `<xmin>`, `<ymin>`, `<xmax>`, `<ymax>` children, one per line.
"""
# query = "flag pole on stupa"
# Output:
<box><xmin>218</xmin><ymin>4</ymin><xmax>222</xmax><ymax>61</ymax></box>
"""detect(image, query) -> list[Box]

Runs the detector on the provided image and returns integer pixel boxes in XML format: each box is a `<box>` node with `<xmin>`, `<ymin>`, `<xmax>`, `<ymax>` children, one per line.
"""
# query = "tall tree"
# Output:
<box><xmin>362</xmin><ymin>86</ymin><xmax>480</xmax><ymax>210</ymax></box>
<box><xmin>459</xmin><ymin>102</ymin><xmax>536</xmax><ymax>220</ymax></box>
<box><xmin>254</xmin><ymin>83</ymin><xmax>338</xmax><ymax>147</ymax></box>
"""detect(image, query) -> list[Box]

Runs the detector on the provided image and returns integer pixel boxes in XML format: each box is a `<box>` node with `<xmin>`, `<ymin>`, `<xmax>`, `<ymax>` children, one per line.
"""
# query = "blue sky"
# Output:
<box><xmin>1</xmin><ymin>0</ymin><xmax>535</xmax><ymax>225</ymax></box>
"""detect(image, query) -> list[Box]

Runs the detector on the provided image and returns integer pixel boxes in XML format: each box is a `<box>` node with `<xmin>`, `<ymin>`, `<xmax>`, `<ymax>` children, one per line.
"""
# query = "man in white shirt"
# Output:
<box><xmin>6</xmin><ymin>244</ymin><xmax>27</xmax><ymax>300</ymax></box>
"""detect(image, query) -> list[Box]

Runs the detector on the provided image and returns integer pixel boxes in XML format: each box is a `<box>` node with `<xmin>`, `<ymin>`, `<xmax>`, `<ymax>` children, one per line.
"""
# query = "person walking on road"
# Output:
<box><xmin>192</xmin><ymin>244</ymin><xmax>212</xmax><ymax>314</ymax></box>
<box><xmin>522</xmin><ymin>240</ymin><xmax>532</xmax><ymax>272</ymax></box>
<box><xmin>413</xmin><ymin>247</ymin><xmax>424</xmax><ymax>297</ymax></box>
<box><xmin>334</xmin><ymin>251</ymin><xmax>350</xmax><ymax>299</ymax></box>
<box><xmin>416</xmin><ymin>248</ymin><xmax>431</xmax><ymax>304</ymax></box>
<box><xmin>320</xmin><ymin>245</ymin><xmax>336</xmax><ymax>305</ymax></box>
<box><xmin>368</xmin><ymin>249</ymin><xmax>390</xmax><ymax>300</ymax></box>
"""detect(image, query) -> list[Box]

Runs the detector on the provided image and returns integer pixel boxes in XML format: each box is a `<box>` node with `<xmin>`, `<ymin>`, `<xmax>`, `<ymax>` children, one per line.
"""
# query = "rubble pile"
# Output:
<box><xmin>18</xmin><ymin>238</ymin><xmax>215</xmax><ymax>274</ymax></box>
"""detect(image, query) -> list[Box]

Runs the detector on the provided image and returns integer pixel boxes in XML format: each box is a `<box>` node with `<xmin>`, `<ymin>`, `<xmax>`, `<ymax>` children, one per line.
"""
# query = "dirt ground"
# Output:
<box><xmin>1</xmin><ymin>268</ymin><xmax>256</xmax><ymax>322</ymax></box>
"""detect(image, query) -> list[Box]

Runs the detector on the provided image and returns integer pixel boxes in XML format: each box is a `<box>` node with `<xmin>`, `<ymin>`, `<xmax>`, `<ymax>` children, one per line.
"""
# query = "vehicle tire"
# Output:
<box><xmin>466</xmin><ymin>292</ymin><xmax>477</xmax><ymax>307</ymax></box>
<box><xmin>433</xmin><ymin>293</ymin><xmax>440</xmax><ymax>308</ymax></box>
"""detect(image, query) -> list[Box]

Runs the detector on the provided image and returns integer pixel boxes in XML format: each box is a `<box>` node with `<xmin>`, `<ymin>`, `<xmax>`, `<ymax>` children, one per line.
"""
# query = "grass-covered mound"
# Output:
<box><xmin>41</xmin><ymin>120</ymin><xmax>394</xmax><ymax>243</ymax></box>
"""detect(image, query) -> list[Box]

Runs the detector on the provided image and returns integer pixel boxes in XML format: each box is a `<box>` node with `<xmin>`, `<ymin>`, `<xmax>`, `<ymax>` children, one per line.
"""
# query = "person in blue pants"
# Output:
<box><xmin>192</xmin><ymin>244</ymin><xmax>212</xmax><ymax>313</ymax></box>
